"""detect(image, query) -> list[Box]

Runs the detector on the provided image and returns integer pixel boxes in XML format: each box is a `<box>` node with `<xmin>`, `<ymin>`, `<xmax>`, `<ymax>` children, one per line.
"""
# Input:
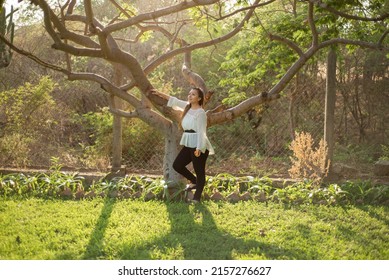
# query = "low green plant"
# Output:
<box><xmin>1</xmin><ymin>167</ymin><xmax>388</xmax><ymax>206</ymax></box>
<box><xmin>38</xmin><ymin>157</ymin><xmax>84</xmax><ymax>194</ymax></box>
<box><xmin>340</xmin><ymin>180</ymin><xmax>389</xmax><ymax>205</ymax></box>
<box><xmin>207</xmin><ymin>173</ymin><xmax>239</xmax><ymax>194</ymax></box>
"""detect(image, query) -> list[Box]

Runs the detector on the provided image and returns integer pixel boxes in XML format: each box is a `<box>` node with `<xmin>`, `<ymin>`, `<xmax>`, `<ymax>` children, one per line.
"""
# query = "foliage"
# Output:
<box><xmin>379</xmin><ymin>144</ymin><xmax>389</xmax><ymax>161</ymax></box>
<box><xmin>0</xmin><ymin>133</ymin><xmax>32</xmax><ymax>166</ymax></box>
<box><xmin>218</xmin><ymin>2</ymin><xmax>308</xmax><ymax>105</ymax></box>
<box><xmin>0</xmin><ymin>157</ymin><xmax>84</xmax><ymax>198</ymax></box>
<box><xmin>75</xmin><ymin>107</ymin><xmax>163</xmax><ymax>168</ymax></box>
<box><xmin>0</xmin><ymin>76</ymin><xmax>55</xmax><ymax>132</ymax></box>
<box><xmin>1</xmin><ymin>165</ymin><xmax>388</xmax><ymax>206</ymax></box>
<box><xmin>0</xmin><ymin>76</ymin><xmax>57</xmax><ymax>166</ymax></box>
<box><xmin>334</xmin><ymin>143</ymin><xmax>381</xmax><ymax>164</ymax></box>
<box><xmin>288</xmin><ymin>132</ymin><xmax>330</xmax><ymax>183</ymax></box>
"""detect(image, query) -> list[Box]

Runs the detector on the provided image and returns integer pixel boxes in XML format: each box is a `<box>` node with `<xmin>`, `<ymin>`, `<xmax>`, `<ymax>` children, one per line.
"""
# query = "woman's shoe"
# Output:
<box><xmin>184</xmin><ymin>184</ymin><xmax>196</xmax><ymax>191</ymax></box>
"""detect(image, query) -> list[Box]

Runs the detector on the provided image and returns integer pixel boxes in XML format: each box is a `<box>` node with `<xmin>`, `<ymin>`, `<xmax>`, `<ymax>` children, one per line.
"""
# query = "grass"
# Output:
<box><xmin>0</xmin><ymin>198</ymin><xmax>388</xmax><ymax>260</ymax></box>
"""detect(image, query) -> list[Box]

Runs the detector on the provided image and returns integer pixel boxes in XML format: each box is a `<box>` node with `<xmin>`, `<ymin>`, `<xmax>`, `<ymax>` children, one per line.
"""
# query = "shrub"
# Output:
<box><xmin>288</xmin><ymin>131</ymin><xmax>330</xmax><ymax>183</ymax></box>
<box><xmin>76</xmin><ymin>107</ymin><xmax>163</xmax><ymax>170</ymax></box>
<box><xmin>0</xmin><ymin>77</ymin><xmax>58</xmax><ymax>166</ymax></box>
<box><xmin>0</xmin><ymin>133</ymin><xmax>32</xmax><ymax>166</ymax></box>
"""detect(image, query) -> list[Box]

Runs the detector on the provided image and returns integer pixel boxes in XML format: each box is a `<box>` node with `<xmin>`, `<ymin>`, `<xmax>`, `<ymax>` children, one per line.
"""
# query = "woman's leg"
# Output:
<box><xmin>191</xmin><ymin>149</ymin><xmax>209</xmax><ymax>201</ymax></box>
<box><xmin>172</xmin><ymin>147</ymin><xmax>197</xmax><ymax>184</ymax></box>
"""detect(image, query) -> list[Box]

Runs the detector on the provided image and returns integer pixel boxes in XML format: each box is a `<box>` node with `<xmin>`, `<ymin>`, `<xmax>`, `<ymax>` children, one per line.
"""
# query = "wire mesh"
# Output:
<box><xmin>122</xmin><ymin>80</ymin><xmax>388</xmax><ymax>178</ymax></box>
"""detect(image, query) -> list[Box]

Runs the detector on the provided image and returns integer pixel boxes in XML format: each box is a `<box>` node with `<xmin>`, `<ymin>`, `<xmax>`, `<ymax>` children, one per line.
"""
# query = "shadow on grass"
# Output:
<box><xmin>117</xmin><ymin>202</ymin><xmax>303</xmax><ymax>260</ymax></box>
<box><xmin>356</xmin><ymin>205</ymin><xmax>389</xmax><ymax>227</ymax></box>
<box><xmin>82</xmin><ymin>197</ymin><xmax>116</xmax><ymax>259</ymax></box>
<box><xmin>69</xmin><ymin>198</ymin><xmax>310</xmax><ymax>260</ymax></box>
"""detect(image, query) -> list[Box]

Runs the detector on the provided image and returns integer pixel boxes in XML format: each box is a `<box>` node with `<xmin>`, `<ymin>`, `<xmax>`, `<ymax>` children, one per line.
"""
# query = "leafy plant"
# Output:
<box><xmin>1</xmin><ymin>169</ymin><xmax>388</xmax><ymax>206</ymax></box>
<box><xmin>33</xmin><ymin>157</ymin><xmax>85</xmax><ymax>198</ymax></box>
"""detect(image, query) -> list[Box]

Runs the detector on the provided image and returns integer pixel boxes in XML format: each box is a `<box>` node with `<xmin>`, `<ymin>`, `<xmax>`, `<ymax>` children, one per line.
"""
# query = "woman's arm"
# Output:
<box><xmin>167</xmin><ymin>96</ymin><xmax>188</xmax><ymax>111</ymax></box>
<box><xmin>195</xmin><ymin>110</ymin><xmax>208</xmax><ymax>154</ymax></box>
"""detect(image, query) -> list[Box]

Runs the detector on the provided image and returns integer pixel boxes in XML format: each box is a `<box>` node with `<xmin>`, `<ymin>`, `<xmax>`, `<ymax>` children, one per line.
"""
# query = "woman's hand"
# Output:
<box><xmin>194</xmin><ymin>149</ymin><xmax>201</xmax><ymax>157</ymax></box>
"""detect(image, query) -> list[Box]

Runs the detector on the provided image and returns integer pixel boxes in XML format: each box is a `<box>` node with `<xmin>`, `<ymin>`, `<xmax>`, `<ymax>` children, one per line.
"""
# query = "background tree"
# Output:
<box><xmin>0</xmin><ymin>3</ymin><xmax>15</xmax><ymax>68</ymax></box>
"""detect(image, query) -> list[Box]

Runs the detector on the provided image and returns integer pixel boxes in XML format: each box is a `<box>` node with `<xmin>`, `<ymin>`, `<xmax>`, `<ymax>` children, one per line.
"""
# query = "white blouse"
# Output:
<box><xmin>167</xmin><ymin>96</ymin><xmax>215</xmax><ymax>155</ymax></box>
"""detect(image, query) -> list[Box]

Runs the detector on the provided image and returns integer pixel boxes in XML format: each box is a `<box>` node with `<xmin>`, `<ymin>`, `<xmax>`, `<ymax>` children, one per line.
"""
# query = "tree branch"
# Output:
<box><xmin>108</xmin><ymin>107</ymin><xmax>138</xmax><ymax>118</ymax></box>
<box><xmin>319</xmin><ymin>38</ymin><xmax>389</xmax><ymax>51</ymax></box>
<box><xmin>208</xmin><ymin>32</ymin><xmax>388</xmax><ymax>127</ymax></box>
<box><xmin>311</xmin><ymin>0</ymin><xmax>389</xmax><ymax>22</ymax></box>
<box><xmin>378</xmin><ymin>30</ymin><xmax>389</xmax><ymax>47</ymax></box>
<box><xmin>64</xmin><ymin>14</ymin><xmax>119</xmax><ymax>50</ymax></box>
<box><xmin>84</xmin><ymin>0</ymin><xmax>96</xmax><ymax>34</ymax></box>
<box><xmin>0</xmin><ymin>33</ymin><xmax>69</xmax><ymax>73</ymax></box>
<box><xmin>66</xmin><ymin>72</ymin><xmax>141</xmax><ymax>106</ymax></box>
<box><xmin>34</xmin><ymin>1</ymin><xmax>103</xmax><ymax>57</ymax></box>
<box><xmin>144</xmin><ymin>0</ymin><xmax>258</xmax><ymax>74</ymax></box>
<box><xmin>108</xmin><ymin>95</ymin><xmax>138</xmax><ymax>118</ymax></box>
<box><xmin>102</xmin><ymin>0</ymin><xmax>219</xmax><ymax>35</ymax></box>
<box><xmin>269</xmin><ymin>33</ymin><xmax>304</xmax><ymax>56</ymax></box>
<box><xmin>216</xmin><ymin>0</ymin><xmax>276</xmax><ymax>21</ymax></box>
<box><xmin>65</xmin><ymin>0</ymin><xmax>77</xmax><ymax>15</ymax></box>
<box><xmin>308</xmin><ymin>1</ymin><xmax>318</xmax><ymax>47</ymax></box>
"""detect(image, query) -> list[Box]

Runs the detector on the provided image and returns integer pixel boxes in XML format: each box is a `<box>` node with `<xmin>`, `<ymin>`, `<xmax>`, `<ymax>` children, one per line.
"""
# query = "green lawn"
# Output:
<box><xmin>0</xmin><ymin>198</ymin><xmax>388</xmax><ymax>260</ymax></box>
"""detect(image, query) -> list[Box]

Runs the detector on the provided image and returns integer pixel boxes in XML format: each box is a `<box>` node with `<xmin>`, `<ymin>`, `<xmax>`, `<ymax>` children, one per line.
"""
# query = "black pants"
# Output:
<box><xmin>173</xmin><ymin>146</ymin><xmax>209</xmax><ymax>201</ymax></box>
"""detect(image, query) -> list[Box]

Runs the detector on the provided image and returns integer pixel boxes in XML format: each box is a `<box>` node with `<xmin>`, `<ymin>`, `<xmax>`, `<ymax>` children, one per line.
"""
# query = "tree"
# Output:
<box><xmin>0</xmin><ymin>3</ymin><xmax>15</xmax><ymax>68</ymax></box>
<box><xmin>1</xmin><ymin>0</ymin><xmax>387</xmax><ymax>182</ymax></box>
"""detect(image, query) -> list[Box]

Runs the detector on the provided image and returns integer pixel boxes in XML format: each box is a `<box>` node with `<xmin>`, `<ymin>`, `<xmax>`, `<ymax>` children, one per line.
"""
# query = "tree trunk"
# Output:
<box><xmin>324</xmin><ymin>48</ymin><xmax>337</xmax><ymax>176</ymax></box>
<box><xmin>163</xmin><ymin>123</ymin><xmax>183</xmax><ymax>183</ymax></box>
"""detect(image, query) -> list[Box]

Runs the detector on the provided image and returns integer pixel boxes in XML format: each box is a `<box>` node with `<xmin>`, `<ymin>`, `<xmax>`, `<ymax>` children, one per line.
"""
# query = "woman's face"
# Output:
<box><xmin>188</xmin><ymin>89</ymin><xmax>202</xmax><ymax>105</ymax></box>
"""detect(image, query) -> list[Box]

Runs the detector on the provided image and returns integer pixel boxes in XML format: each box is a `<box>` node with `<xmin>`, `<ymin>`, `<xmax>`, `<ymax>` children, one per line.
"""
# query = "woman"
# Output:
<box><xmin>167</xmin><ymin>87</ymin><xmax>214</xmax><ymax>203</ymax></box>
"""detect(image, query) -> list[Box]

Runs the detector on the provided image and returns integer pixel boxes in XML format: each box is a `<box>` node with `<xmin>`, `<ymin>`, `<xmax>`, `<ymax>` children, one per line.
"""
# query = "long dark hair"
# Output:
<box><xmin>181</xmin><ymin>87</ymin><xmax>204</xmax><ymax>121</ymax></box>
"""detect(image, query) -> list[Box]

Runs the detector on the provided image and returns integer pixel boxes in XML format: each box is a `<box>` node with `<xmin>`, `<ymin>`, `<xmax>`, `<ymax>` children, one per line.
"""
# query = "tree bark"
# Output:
<box><xmin>163</xmin><ymin>123</ymin><xmax>182</xmax><ymax>183</ymax></box>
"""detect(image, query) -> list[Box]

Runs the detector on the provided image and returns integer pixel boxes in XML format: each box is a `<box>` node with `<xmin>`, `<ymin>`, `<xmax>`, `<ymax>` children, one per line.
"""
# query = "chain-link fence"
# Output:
<box><xmin>1</xmin><ymin>69</ymin><xmax>387</xmax><ymax>179</ymax></box>
<box><xmin>122</xmin><ymin>97</ymin><xmax>323</xmax><ymax>177</ymax></box>
<box><xmin>122</xmin><ymin>80</ymin><xmax>388</xmax><ymax>179</ymax></box>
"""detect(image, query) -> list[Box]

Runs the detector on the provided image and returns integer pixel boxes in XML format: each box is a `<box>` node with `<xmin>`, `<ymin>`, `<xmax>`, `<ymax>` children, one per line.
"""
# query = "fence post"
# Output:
<box><xmin>111</xmin><ymin>66</ymin><xmax>124</xmax><ymax>173</ymax></box>
<box><xmin>324</xmin><ymin>48</ymin><xmax>337</xmax><ymax>177</ymax></box>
